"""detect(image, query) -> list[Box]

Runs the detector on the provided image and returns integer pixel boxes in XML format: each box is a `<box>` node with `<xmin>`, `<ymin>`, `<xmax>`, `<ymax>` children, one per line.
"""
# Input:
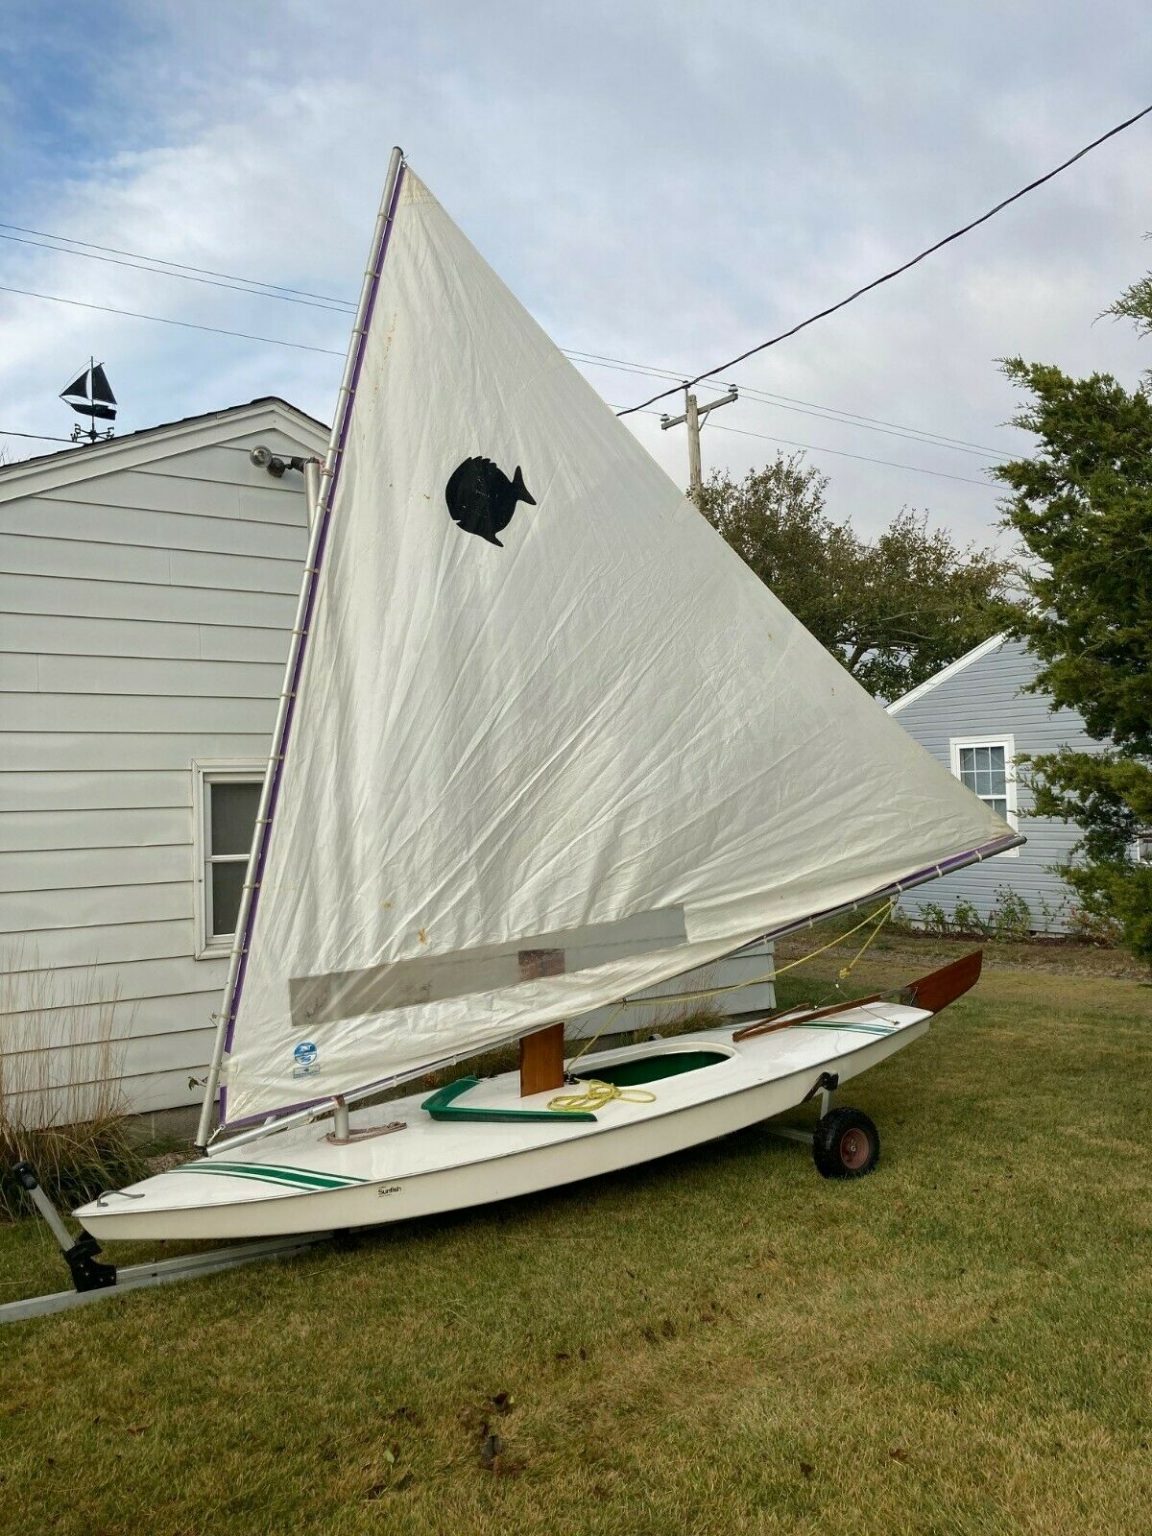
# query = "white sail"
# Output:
<box><xmin>219</xmin><ymin>166</ymin><xmax>1015</xmax><ymax>1127</ymax></box>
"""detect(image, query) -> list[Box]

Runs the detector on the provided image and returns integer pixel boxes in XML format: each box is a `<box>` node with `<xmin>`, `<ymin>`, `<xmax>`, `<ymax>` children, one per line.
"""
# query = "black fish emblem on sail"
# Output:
<box><xmin>445</xmin><ymin>456</ymin><xmax>536</xmax><ymax>546</ymax></box>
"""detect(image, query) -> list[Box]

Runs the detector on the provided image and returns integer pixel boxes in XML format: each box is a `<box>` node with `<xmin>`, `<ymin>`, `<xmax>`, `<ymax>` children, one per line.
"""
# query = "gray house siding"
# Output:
<box><xmin>888</xmin><ymin>636</ymin><xmax>1096</xmax><ymax>932</ymax></box>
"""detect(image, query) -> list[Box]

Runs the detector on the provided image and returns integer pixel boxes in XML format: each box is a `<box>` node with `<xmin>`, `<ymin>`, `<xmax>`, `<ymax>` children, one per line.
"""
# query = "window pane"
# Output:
<box><xmin>210</xmin><ymin>781</ymin><xmax>261</xmax><ymax>856</ymax></box>
<box><xmin>210</xmin><ymin>861</ymin><xmax>246</xmax><ymax>938</ymax></box>
<box><xmin>987</xmin><ymin>747</ymin><xmax>1006</xmax><ymax>794</ymax></box>
<box><xmin>959</xmin><ymin>747</ymin><xmax>975</xmax><ymax>776</ymax></box>
<box><xmin>985</xmin><ymin>797</ymin><xmax>1007</xmax><ymax>819</ymax></box>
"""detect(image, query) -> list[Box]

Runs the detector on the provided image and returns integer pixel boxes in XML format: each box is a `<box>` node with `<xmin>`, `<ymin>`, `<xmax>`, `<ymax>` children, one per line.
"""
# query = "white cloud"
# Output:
<box><xmin>2</xmin><ymin>0</ymin><xmax>1150</xmax><ymax>551</ymax></box>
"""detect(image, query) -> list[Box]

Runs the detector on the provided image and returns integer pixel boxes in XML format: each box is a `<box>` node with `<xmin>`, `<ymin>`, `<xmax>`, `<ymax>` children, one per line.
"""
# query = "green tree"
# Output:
<box><xmin>995</xmin><ymin>268</ymin><xmax>1152</xmax><ymax>961</ymax></box>
<box><xmin>698</xmin><ymin>453</ymin><xmax>1021</xmax><ymax>700</ymax></box>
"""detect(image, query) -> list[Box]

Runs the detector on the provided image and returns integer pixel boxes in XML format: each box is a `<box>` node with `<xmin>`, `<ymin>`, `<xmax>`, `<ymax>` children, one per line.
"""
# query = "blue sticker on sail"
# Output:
<box><xmin>292</xmin><ymin>1040</ymin><xmax>319</xmax><ymax>1078</ymax></box>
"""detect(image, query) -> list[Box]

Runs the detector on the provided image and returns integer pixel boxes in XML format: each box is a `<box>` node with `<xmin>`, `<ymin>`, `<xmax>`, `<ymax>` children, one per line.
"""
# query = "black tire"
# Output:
<box><xmin>812</xmin><ymin>1107</ymin><xmax>880</xmax><ymax>1180</ymax></box>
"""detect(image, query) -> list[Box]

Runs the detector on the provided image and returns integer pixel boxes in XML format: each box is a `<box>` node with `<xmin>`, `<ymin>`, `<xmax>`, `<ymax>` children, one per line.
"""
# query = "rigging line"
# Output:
<box><xmin>617</xmin><ymin>100</ymin><xmax>1152</xmax><ymax>417</ymax></box>
<box><xmin>610</xmin><ymin>404</ymin><xmax>996</xmax><ymax>488</ymax></box>
<box><xmin>0</xmin><ymin>284</ymin><xmax>346</xmax><ymax>357</ymax></box>
<box><xmin>0</xmin><ymin>221</ymin><xmax>355</xmax><ymax>308</ymax></box>
<box><xmin>569</xmin><ymin>348</ymin><xmax>1007</xmax><ymax>455</ymax></box>
<box><xmin>0</xmin><ymin>232</ymin><xmax>356</xmax><ymax>313</ymax></box>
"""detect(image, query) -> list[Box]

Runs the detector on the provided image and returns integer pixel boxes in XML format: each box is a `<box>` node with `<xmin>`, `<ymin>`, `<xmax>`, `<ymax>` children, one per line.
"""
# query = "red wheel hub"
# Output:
<box><xmin>839</xmin><ymin>1128</ymin><xmax>871</xmax><ymax>1171</ymax></box>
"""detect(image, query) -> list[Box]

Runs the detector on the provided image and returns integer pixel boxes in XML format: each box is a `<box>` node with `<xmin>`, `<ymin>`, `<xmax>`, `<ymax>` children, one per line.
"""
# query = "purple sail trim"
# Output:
<box><xmin>758</xmin><ymin>831</ymin><xmax>1026</xmax><ymax>947</ymax></box>
<box><xmin>218</xmin><ymin>162</ymin><xmax>408</xmax><ymax>1130</ymax></box>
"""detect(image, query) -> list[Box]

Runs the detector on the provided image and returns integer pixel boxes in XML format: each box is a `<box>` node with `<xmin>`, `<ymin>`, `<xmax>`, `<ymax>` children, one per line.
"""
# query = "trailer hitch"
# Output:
<box><xmin>13</xmin><ymin>1163</ymin><xmax>117</xmax><ymax>1294</ymax></box>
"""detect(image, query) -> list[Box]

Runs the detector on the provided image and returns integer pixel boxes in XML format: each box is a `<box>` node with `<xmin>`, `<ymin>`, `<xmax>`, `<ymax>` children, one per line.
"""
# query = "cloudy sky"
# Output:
<box><xmin>2</xmin><ymin>1</ymin><xmax>1150</xmax><ymax>549</ymax></box>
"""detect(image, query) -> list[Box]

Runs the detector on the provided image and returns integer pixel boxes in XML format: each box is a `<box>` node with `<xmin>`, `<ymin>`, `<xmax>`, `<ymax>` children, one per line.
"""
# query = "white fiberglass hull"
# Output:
<box><xmin>75</xmin><ymin>1001</ymin><xmax>930</xmax><ymax>1244</ymax></box>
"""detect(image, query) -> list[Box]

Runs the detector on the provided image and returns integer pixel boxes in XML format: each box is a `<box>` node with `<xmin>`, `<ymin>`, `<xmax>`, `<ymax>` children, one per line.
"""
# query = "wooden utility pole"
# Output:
<box><xmin>661</xmin><ymin>385</ymin><xmax>738</xmax><ymax>502</ymax></box>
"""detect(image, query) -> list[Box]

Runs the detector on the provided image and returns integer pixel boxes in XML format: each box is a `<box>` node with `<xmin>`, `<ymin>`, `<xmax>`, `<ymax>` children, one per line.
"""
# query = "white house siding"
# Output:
<box><xmin>0</xmin><ymin>403</ymin><xmax>325</xmax><ymax>1121</ymax></box>
<box><xmin>1</xmin><ymin>400</ymin><xmax>772</xmax><ymax>1128</ymax></box>
<box><xmin>889</xmin><ymin>636</ymin><xmax>1097</xmax><ymax>932</ymax></box>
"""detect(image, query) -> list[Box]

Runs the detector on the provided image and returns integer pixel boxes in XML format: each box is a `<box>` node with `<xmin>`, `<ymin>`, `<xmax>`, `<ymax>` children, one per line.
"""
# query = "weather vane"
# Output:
<box><xmin>60</xmin><ymin>359</ymin><xmax>117</xmax><ymax>443</ymax></box>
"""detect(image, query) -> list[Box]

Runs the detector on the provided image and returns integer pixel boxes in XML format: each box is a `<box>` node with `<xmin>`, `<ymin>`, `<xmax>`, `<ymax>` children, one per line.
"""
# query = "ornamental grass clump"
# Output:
<box><xmin>0</xmin><ymin>948</ymin><xmax>147</xmax><ymax>1221</ymax></box>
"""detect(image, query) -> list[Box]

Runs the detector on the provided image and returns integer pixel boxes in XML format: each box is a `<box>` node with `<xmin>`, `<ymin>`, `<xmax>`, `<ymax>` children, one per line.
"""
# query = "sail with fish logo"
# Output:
<box><xmin>209</xmin><ymin>154</ymin><xmax>1018</xmax><ymax>1133</ymax></box>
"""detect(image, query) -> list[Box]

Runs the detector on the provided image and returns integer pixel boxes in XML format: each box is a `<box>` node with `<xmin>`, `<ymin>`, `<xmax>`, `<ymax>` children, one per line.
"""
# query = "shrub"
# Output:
<box><xmin>986</xmin><ymin>887</ymin><xmax>1033</xmax><ymax>942</ymax></box>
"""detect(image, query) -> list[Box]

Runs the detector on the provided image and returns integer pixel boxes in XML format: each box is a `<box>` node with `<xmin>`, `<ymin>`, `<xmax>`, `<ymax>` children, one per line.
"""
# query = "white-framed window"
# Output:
<box><xmin>949</xmin><ymin>735</ymin><xmax>1020</xmax><ymax>855</ymax></box>
<box><xmin>192</xmin><ymin>761</ymin><xmax>265</xmax><ymax>958</ymax></box>
<box><xmin>1133</xmin><ymin>829</ymin><xmax>1152</xmax><ymax>865</ymax></box>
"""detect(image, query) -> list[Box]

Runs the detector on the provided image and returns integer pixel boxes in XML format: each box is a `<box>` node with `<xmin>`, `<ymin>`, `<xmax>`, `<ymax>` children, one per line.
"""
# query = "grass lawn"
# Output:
<box><xmin>1</xmin><ymin>937</ymin><xmax>1149</xmax><ymax>1535</ymax></box>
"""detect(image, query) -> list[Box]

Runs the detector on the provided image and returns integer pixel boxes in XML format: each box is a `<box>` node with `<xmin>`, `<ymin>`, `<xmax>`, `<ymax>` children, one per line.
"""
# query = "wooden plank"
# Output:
<box><xmin>0</xmin><ymin>882</ymin><xmax>192</xmax><ymax>933</ymax></box>
<box><xmin>0</xmin><ymin>495</ymin><xmax>309</xmax><ymax>558</ymax></box>
<box><xmin>0</xmin><ymin>770</ymin><xmax>191</xmax><ymax>813</ymax></box>
<box><xmin>2</xmin><ymin>571</ymin><xmax>296</xmax><ymax>627</ymax></box>
<box><xmin>518</xmin><ymin>1022</ymin><xmax>566</xmax><ymax>1096</ymax></box>
<box><xmin>0</xmin><ymin>732</ymin><xmax>271</xmax><ymax>771</ymax></box>
<box><xmin>0</xmin><ymin>843</ymin><xmax>191</xmax><ymax>894</ymax></box>
<box><xmin>2</xmin><ymin>693</ymin><xmax>277</xmax><ymax>733</ymax></box>
<box><xmin>900</xmin><ymin>951</ymin><xmax>983</xmax><ymax>1014</ymax></box>
<box><xmin>0</xmin><ymin>806</ymin><xmax>190</xmax><ymax>853</ymax></box>
<box><xmin>35</xmin><ymin>654</ymin><xmax>283</xmax><ymax>699</ymax></box>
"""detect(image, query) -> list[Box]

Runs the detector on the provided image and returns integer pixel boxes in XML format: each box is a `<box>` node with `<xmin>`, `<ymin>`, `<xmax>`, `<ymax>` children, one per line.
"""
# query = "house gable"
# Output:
<box><xmin>0</xmin><ymin>398</ymin><xmax>328</xmax><ymax>507</ymax></box>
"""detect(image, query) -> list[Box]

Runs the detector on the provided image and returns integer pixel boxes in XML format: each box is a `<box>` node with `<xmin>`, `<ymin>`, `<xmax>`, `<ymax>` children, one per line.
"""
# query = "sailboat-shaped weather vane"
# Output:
<box><xmin>60</xmin><ymin>358</ymin><xmax>117</xmax><ymax>443</ymax></box>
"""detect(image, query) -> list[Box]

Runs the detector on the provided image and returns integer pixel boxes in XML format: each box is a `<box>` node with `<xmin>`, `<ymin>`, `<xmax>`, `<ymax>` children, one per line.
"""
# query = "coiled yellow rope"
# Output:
<box><xmin>551</xmin><ymin>901</ymin><xmax>895</xmax><ymax>1111</ymax></box>
<box><xmin>548</xmin><ymin>1079</ymin><xmax>657</xmax><ymax>1114</ymax></box>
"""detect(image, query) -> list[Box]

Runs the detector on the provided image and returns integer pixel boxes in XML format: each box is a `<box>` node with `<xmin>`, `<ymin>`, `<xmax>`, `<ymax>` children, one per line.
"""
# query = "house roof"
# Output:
<box><xmin>0</xmin><ymin>397</ymin><xmax>329</xmax><ymax>505</ymax></box>
<box><xmin>885</xmin><ymin>633</ymin><xmax>1008</xmax><ymax>716</ymax></box>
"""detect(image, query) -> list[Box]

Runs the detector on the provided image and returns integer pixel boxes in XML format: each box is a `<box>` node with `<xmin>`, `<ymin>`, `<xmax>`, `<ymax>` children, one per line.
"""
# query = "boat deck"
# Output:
<box><xmin>77</xmin><ymin>1002</ymin><xmax>929</xmax><ymax>1223</ymax></box>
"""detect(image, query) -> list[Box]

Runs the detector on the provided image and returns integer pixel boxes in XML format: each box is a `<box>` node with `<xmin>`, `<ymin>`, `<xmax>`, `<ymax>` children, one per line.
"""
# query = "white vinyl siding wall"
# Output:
<box><xmin>0</xmin><ymin>402</ymin><xmax>773</xmax><ymax>1125</ymax></box>
<box><xmin>0</xmin><ymin>407</ymin><xmax>324</xmax><ymax>1119</ymax></box>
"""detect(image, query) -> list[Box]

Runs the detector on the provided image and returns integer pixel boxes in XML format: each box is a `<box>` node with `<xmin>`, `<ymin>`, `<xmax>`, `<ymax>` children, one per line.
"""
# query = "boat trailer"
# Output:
<box><xmin>0</xmin><ymin>1163</ymin><xmax>332</xmax><ymax>1325</ymax></box>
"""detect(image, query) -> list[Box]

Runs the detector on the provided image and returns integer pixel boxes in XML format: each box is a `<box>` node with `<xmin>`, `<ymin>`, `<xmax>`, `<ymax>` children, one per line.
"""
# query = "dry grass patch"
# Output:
<box><xmin>0</xmin><ymin>949</ymin><xmax>148</xmax><ymax>1219</ymax></box>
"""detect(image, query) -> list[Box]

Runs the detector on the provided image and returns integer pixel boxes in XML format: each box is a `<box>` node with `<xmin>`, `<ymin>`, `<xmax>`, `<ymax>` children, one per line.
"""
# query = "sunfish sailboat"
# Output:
<box><xmin>76</xmin><ymin>151</ymin><xmax>1021</xmax><ymax>1243</ymax></box>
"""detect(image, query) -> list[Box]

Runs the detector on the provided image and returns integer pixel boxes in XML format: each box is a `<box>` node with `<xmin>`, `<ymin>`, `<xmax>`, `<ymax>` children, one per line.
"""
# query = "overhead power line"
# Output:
<box><xmin>0</xmin><ymin>279</ymin><xmax>1004</xmax><ymax>467</ymax></box>
<box><xmin>0</xmin><ymin>230</ymin><xmax>354</xmax><ymax>312</ymax></box>
<box><xmin>567</xmin><ymin>348</ymin><xmax>1004</xmax><ymax>457</ymax></box>
<box><xmin>0</xmin><ymin>221</ymin><xmax>354</xmax><ymax>308</ymax></box>
<box><xmin>616</xmin><ymin>100</ymin><xmax>1152</xmax><ymax>416</ymax></box>
<box><xmin>0</xmin><ymin>284</ymin><xmax>345</xmax><ymax>357</ymax></box>
<box><xmin>612</xmin><ymin>404</ymin><xmax>995</xmax><ymax>489</ymax></box>
<box><xmin>2</xmin><ymin>228</ymin><xmax>1011</xmax><ymax>457</ymax></box>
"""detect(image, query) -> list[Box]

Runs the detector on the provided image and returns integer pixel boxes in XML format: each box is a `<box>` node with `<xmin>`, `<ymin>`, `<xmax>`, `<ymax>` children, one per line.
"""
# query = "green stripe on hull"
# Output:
<box><xmin>176</xmin><ymin>1162</ymin><xmax>366</xmax><ymax>1192</ymax></box>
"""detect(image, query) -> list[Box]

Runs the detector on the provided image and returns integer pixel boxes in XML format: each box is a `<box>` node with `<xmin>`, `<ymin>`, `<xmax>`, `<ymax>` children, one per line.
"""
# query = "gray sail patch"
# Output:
<box><xmin>289</xmin><ymin>908</ymin><xmax>688</xmax><ymax>1028</ymax></box>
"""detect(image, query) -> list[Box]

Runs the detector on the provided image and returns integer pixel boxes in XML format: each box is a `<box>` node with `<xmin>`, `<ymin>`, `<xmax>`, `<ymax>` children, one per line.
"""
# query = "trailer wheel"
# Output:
<box><xmin>813</xmin><ymin>1107</ymin><xmax>880</xmax><ymax>1179</ymax></box>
